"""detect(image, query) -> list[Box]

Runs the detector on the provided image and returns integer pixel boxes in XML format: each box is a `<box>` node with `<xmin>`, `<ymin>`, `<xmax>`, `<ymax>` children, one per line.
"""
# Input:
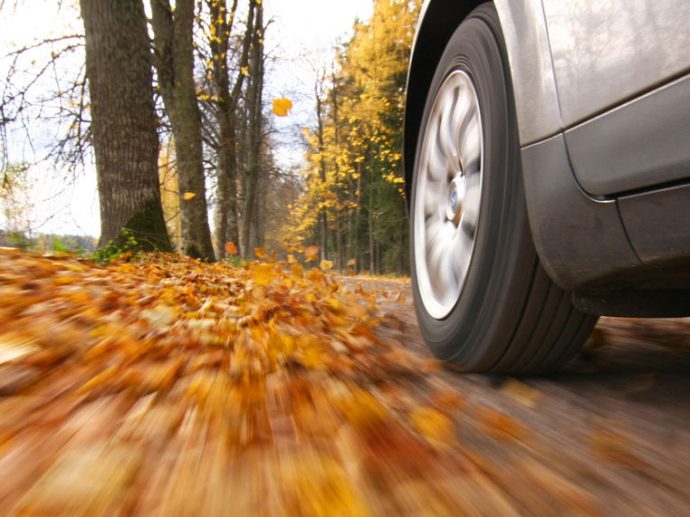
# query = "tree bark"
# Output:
<box><xmin>210</xmin><ymin>0</ymin><xmax>255</xmax><ymax>258</ymax></box>
<box><xmin>315</xmin><ymin>78</ymin><xmax>328</xmax><ymax>262</ymax></box>
<box><xmin>240</xmin><ymin>0</ymin><xmax>264</xmax><ymax>258</ymax></box>
<box><xmin>151</xmin><ymin>0</ymin><xmax>215</xmax><ymax>261</ymax></box>
<box><xmin>80</xmin><ymin>0</ymin><xmax>171</xmax><ymax>251</ymax></box>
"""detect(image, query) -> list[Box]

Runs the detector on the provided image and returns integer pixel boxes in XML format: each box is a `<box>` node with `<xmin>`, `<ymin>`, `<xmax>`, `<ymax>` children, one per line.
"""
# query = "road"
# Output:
<box><xmin>1</xmin><ymin>250</ymin><xmax>688</xmax><ymax>515</ymax></box>
<box><xmin>364</xmin><ymin>276</ymin><xmax>690</xmax><ymax>514</ymax></box>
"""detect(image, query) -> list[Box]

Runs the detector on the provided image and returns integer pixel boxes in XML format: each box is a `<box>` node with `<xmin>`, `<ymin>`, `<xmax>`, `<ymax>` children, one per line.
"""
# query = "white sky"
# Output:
<box><xmin>0</xmin><ymin>0</ymin><xmax>373</xmax><ymax>238</ymax></box>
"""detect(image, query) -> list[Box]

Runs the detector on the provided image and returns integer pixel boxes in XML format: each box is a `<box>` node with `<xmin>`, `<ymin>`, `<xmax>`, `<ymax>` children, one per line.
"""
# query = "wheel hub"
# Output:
<box><xmin>446</xmin><ymin>174</ymin><xmax>465</xmax><ymax>225</ymax></box>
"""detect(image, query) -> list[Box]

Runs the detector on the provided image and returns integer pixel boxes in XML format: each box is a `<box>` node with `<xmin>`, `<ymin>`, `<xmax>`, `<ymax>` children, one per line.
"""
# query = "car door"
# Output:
<box><xmin>541</xmin><ymin>0</ymin><xmax>690</xmax><ymax>196</ymax></box>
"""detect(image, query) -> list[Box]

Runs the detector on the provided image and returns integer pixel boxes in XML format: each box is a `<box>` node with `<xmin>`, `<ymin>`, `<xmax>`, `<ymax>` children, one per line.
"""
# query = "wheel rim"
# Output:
<box><xmin>414</xmin><ymin>70</ymin><xmax>484</xmax><ymax>319</ymax></box>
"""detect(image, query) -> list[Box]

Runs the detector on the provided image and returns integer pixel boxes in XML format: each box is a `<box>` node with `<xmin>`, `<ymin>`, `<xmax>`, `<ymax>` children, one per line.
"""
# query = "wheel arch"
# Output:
<box><xmin>403</xmin><ymin>0</ymin><xmax>562</xmax><ymax>202</ymax></box>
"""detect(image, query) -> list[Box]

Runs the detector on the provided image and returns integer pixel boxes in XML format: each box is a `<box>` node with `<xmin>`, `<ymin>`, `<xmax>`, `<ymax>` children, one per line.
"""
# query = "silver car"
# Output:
<box><xmin>404</xmin><ymin>0</ymin><xmax>690</xmax><ymax>374</ymax></box>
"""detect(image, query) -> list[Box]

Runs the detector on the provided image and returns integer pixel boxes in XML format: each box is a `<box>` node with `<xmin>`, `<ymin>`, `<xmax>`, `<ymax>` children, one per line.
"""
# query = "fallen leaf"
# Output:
<box><xmin>501</xmin><ymin>378</ymin><xmax>542</xmax><ymax>408</ymax></box>
<box><xmin>588</xmin><ymin>422</ymin><xmax>643</xmax><ymax>469</ymax></box>
<box><xmin>409</xmin><ymin>407</ymin><xmax>455</xmax><ymax>445</ymax></box>
<box><xmin>476</xmin><ymin>408</ymin><xmax>527</xmax><ymax>442</ymax></box>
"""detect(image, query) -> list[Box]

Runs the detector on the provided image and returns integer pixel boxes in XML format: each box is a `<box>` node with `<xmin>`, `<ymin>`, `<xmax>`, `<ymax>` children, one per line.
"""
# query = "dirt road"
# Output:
<box><xmin>1</xmin><ymin>251</ymin><xmax>688</xmax><ymax>515</ymax></box>
<box><xmin>365</xmin><ymin>276</ymin><xmax>690</xmax><ymax>514</ymax></box>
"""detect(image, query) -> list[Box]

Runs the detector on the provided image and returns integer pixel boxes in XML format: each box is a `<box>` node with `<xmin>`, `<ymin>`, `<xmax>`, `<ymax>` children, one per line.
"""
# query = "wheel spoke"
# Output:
<box><xmin>414</xmin><ymin>70</ymin><xmax>483</xmax><ymax>319</ymax></box>
<box><xmin>460</xmin><ymin>172</ymin><xmax>481</xmax><ymax>235</ymax></box>
<box><xmin>449</xmin><ymin>228</ymin><xmax>472</xmax><ymax>284</ymax></box>
<box><xmin>427</xmin><ymin>141</ymin><xmax>450</xmax><ymax>181</ymax></box>
<box><xmin>438</xmin><ymin>90</ymin><xmax>461</xmax><ymax>170</ymax></box>
<box><xmin>459</xmin><ymin>112</ymin><xmax>481</xmax><ymax>174</ymax></box>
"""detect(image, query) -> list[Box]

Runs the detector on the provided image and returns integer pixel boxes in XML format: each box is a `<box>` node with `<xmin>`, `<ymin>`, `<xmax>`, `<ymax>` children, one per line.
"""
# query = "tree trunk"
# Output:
<box><xmin>151</xmin><ymin>0</ymin><xmax>214</xmax><ymax>261</ymax></box>
<box><xmin>368</xmin><ymin>173</ymin><xmax>375</xmax><ymax>274</ymax></box>
<box><xmin>240</xmin><ymin>1</ymin><xmax>264</xmax><ymax>258</ymax></box>
<box><xmin>210</xmin><ymin>0</ymin><xmax>255</xmax><ymax>258</ymax></box>
<box><xmin>315</xmin><ymin>79</ymin><xmax>328</xmax><ymax>262</ymax></box>
<box><xmin>80</xmin><ymin>0</ymin><xmax>171</xmax><ymax>251</ymax></box>
<box><xmin>330</xmin><ymin>70</ymin><xmax>344</xmax><ymax>269</ymax></box>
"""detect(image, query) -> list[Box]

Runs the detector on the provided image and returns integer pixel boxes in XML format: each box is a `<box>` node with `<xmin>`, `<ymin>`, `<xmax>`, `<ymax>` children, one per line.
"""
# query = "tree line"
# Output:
<box><xmin>279</xmin><ymin>0</ymin><xmax>420</xmax><ymax>275</ymax></box>
<box><xmin>1</xmin><ymin>0</ymin><xmax>420</xmax><ymax>274</ymax></box>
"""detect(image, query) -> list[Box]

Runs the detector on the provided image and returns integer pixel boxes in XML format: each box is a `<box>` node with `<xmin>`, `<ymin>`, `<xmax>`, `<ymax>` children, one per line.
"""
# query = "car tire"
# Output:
<box><xmin>409</xmin><ymin>3</ymin><xmax>597</xmax><ymax>374</ymax></box>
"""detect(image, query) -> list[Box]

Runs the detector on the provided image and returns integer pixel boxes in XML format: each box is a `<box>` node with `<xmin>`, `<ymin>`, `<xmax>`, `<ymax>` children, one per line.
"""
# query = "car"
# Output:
<box><xmin>404</xmin><ymin>0</ymin><xmax>690</xmax><ymax>374</ymax></box>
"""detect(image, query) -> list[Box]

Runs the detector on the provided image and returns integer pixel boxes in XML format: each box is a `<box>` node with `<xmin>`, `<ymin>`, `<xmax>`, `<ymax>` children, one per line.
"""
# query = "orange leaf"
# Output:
<box><xmin>183</xmin><ymin>192</ymin><xmax>197</xmax><ymax>200</ymax></box>
<box><xmin>409</xmin><ymin>407</ymin><xmax>455</xmax><ymax>445</ymax></box>
<box><xmin>224</xmin><ymin>241</ymin><xmax>239</xmax><ymax>255</ymax></box>
<box><xmin>303</xmin><ymin>245</ymin><xmax>319</xmax><ymax>262</ymax></box>
<box><xmin>254</xmin><ymin>247</ymin><xmax>265</xmax><ymax>259</ymax></box>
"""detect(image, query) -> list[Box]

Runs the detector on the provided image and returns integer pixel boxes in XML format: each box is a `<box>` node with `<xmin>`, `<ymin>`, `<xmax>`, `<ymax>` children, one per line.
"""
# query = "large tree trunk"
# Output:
<box><xmin>151</xmin><ymin>0</ymin><xmax>215</xmax><ymax>261</ymax></box>
<box><xmin>240</xmin><ymin>1</ymin><xmax>264</xmax><ymax>258</ymax></box>
<box><xmin>80</xmin><ymin>0</ymin><xmax>171</xmax><ymax>251</ymax></box>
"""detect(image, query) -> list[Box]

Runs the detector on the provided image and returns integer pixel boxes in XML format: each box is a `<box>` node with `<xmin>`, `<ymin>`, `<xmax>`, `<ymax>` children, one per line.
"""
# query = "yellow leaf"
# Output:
<box><xmin>241</xmin><ymin>66</ymin><xmax>250</xmax><ymax>76</ymax></box>
<box><xmin>320</xmin><ymin>260</ymin><xmax>334</xmax><ymax>272</ymax></box>
<box><xmin>409</xmin><ymin>407</ymin><xmax>455</xmax><ymax>445</ymax></box>
<box><xmin>183</xmin><ymin>192</ymin><xmax>197</xmax><ymax>200</ymax></box>
<box><xmin>272</xmin><ymin>97</ymin><xmax>293</xmax><ymax>117</ymax></box>
<box><xmin>253</xmin><ymin>263</ymin><xmax>274</xmax><ymax>286</ymax></box>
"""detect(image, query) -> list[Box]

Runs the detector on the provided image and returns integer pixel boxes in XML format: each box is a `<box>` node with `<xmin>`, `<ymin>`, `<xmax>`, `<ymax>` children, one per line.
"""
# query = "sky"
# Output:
<box><xmin>0</xmin><ymin>0</ymin><xmax>374</xmax><ymax>238</ymax></box>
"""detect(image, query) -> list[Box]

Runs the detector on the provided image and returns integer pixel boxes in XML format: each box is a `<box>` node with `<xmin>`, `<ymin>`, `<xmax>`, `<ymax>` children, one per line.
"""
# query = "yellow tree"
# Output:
<box><xmin>281</xmin><ymin>0</ymin><xmax>420</xmax><ymax>273</ymax></box>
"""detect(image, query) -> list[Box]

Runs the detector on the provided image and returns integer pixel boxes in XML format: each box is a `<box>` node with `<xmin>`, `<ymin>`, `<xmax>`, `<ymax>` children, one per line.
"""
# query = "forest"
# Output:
<box><xmin>1</xmin><ymin>0</ymin><xmax>421</xmax><ymax>274</ymax></box>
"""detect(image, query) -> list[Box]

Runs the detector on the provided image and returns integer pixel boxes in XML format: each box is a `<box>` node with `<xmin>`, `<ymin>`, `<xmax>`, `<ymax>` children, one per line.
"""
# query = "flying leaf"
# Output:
<box><xmin>272</xmin><ymin>97</ymin><xmax>293</xmax><ymax>117</ymax></box>
<box><xmin>320</xmin><ymin>260</ymin><xmax>334</xmax><ymax>272</ymax></box>
<box><xmin>225</xmin><ymin>241</ymin><xmax>239</xmax><ymax>255</ymax></box>
<box><xmin>303</xmin><ymin>245</ymin><xmax>319</xmax><ymax>262</ymax></box>
<box><xmin>183</xmin><ymin>192</ymin><xmax>197</xmax><ymax>200</ymax></box>
<box><xmin>254</xmin><ymin>247</ymin><xmax>265</xmax><ymax>259</ymax></box>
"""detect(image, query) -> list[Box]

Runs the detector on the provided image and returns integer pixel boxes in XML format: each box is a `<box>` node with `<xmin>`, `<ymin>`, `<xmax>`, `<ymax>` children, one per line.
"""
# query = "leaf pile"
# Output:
<box><xmin>0</xmin><ymin>248</ymin><xmax>520</xmax><ymax>515</ymax></box>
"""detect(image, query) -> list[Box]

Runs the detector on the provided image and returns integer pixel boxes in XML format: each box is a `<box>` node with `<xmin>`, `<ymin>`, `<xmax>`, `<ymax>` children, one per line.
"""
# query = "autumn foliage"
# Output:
<box><xmin>0</xmin><ymin>248</ymin><xmax>479</xmax><ymax>513</ymax></box>
<box><xmin>279</xmin><ymin>0</ymin><xmax>421</xmax><ymax>275</ymax></box>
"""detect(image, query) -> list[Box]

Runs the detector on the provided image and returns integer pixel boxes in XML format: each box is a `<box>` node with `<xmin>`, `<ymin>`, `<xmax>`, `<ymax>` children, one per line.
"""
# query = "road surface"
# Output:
<box><xmin>364</xmin><ymin>276</ymin><xmax>690</xmax><ymax>514</ymax></box>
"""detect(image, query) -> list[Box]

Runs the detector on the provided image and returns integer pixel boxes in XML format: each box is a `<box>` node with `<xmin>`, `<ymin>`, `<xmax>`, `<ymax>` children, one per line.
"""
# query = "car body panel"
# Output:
<box><xmin>619</xmin><ymin>183</ymin><xmax>690</xmax><ymax>265</ymax></box>
<box><xmin>542</xmin><ymin>0</ymin><xmax>690</xmax><ymax>127</ymax></box>
<box><xmin>521</xmin><ymin>134</ymin><xmax>641</xmax><ymax>290</ymax></box>
<box><xmin>493</xmin><ymin>0</ymin><xmax>562</xmax><ymax>145</ymax></box>
<box><xmin>565</xmin><ymin>73</ymin><xmax>690</xmax><ymax>196</ymax></box>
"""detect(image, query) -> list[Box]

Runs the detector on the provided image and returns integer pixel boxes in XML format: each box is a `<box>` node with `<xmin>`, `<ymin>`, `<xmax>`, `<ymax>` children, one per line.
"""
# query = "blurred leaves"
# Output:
<box><xmin>0</xmin><ymin>249</ymin><xmax>466</xmax><ymax>513</ymax></box>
